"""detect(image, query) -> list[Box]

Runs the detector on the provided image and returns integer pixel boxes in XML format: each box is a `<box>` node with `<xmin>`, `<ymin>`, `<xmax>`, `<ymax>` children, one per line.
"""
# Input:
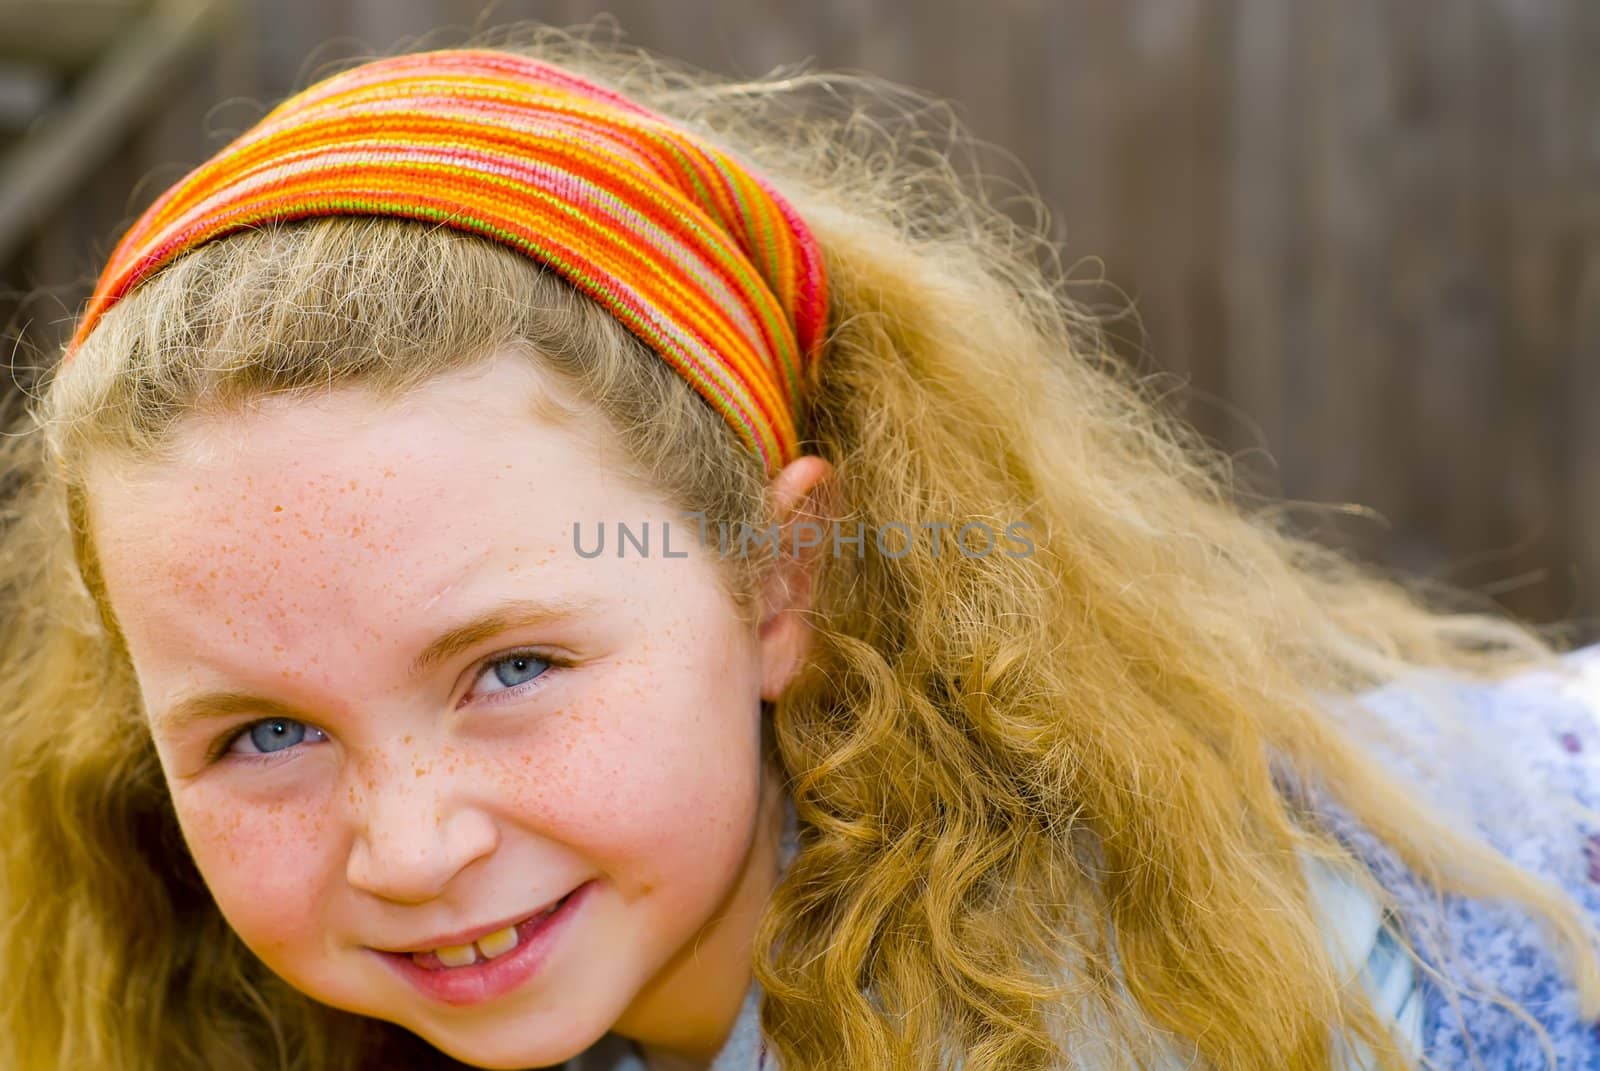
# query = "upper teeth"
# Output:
<box><xmin>414</xmin><ymin>897</ymin><xmax>567</xmax><ymax>967</ymax></box>
<box><xmin>425</xmin><ymin>924</ymin><xmax>520</xmax><ymax>967</ymax></box>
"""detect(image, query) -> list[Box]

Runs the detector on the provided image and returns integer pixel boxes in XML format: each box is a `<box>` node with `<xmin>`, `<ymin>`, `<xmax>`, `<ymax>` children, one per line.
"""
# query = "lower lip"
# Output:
<box><xmin>371</xmin><ymin>880</ymin><xmax>595</xmax><ymax>1007</ymax></box>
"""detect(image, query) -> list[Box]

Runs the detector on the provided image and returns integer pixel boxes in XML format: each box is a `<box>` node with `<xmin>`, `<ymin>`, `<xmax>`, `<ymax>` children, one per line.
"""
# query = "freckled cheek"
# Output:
<box><xmin>492</xmin><ymin>699</ymin><xmax>761</xmax><ymax>874</ymax></box>
<box><xmin>170</xmin><ymin>787</ymin><xmax>336</xmax><ymax>944</ymax></box>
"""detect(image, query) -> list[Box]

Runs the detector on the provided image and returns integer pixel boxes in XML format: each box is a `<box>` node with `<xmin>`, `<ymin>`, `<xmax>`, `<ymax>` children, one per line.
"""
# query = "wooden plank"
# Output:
<box><xmin>0</xmin><ymin>0</ymin><xmax>234</xmax><ymax>264</ymax></box>
<box><xmin>0</xmin><ymin>59</ymin><xmax>58</xmax><ymax>132</ymax></box>
<box><xmin>343</xmin><ymin>0</ymin><xmax>448</xmax><ymax>55</ymax></box>
<box><xmin>0</xmin><ymin>0</ymin><xmax>145</xmax><ymax>69</ymax></box>
<box><xmin>1217</xmin><ymin>0</ymin><xmax>1293</xmax><ymax>500</ymax></box>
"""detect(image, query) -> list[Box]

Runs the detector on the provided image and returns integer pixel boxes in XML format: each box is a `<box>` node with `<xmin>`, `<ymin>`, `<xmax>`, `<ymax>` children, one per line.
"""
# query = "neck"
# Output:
<box><xmin>620</xmin><ymin>761</ymin><xmax>787</xmax><ymax>1070</ymax></box>
<box><xmin>642</xmin><ymin>1048</ymin><xmax>718</xmax><ymax>1071</ymax></box>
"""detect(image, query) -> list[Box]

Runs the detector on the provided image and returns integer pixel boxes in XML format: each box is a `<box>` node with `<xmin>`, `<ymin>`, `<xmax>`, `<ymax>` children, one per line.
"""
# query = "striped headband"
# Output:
<box><xmin>65</xmin><ymin>48</ymin><xmax>829</xmax><ymax>478</ymax></box>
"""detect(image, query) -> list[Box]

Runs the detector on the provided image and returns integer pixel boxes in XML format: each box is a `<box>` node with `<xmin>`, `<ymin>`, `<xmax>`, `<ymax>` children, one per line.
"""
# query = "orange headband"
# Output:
<box><xmin>66</xmin><ymin>49</ymin><xmax>830</xmax><ymax>478</ymax></box>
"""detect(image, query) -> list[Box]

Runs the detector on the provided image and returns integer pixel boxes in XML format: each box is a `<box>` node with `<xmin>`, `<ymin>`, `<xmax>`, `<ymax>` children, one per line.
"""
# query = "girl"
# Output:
<box><xmin>2</xmin><ymin>23</ymin><xmax>1599</xmax><ymax>1071</ymax></box>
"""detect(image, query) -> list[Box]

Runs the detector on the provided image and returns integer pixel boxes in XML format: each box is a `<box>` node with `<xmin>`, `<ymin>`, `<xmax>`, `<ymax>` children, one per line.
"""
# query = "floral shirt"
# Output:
<box><xmin>1308</xmin><ymin>642</ymin><xmax>1600</xmax><ymax>1068</ymax></box>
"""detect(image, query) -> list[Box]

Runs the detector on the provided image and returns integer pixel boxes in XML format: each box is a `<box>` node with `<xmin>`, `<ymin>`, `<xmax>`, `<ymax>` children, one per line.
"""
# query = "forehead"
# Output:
<box><xmin>80</xmin><ymin>354</ymin><xmax>692</xmax><ymax>675</ymax></box>
<box><xmin>92</xmin><ymin>357</ymin><xmax>611</xmax><ymax>537</ymax></box>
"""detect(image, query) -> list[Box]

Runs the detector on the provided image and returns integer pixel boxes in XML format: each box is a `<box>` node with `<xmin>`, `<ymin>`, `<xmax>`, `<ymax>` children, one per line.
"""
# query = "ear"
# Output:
<box><xmin>756</xmin><ymin>454</ymin><xmax>834</xmax><ymax>703</ymax></box>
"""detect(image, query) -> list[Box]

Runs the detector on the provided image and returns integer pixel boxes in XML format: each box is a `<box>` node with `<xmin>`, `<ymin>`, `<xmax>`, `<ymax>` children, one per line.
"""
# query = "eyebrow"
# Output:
<box><xmin>151</xmin><ymin>594</ymin><xmax>604</xmax><ymax>737</ymax></box>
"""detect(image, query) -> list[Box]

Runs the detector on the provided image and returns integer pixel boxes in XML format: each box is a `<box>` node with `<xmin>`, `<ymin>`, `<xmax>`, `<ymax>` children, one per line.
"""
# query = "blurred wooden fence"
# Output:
<box><xmin>3</xmin><ymin>0</ymin><xmax>1598</xmax><ymax>640</ymax></box>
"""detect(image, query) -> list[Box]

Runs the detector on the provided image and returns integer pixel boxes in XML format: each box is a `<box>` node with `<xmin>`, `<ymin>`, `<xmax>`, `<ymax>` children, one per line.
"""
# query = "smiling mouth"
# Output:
<box><xmin>368</xmin><ymin>881</ymin><xmax>595</xmax><ymax>1005</ymax></box>
<box><xmin>404</xmin><ymin>891</ymin><xmax>578</xmax><ymax>971</ymax></box>
<box><xmin>378</xmin><ymin>887</ymin><xmax>578</xmax><ymax>959</ymax></box>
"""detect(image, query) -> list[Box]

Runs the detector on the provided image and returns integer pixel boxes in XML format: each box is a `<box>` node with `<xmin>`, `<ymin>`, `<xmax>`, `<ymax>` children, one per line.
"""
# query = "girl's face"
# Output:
<box><xmin>84</xmin><ymin>350</ymin><xmax>822</xmax><ymax>1068</ymax></box>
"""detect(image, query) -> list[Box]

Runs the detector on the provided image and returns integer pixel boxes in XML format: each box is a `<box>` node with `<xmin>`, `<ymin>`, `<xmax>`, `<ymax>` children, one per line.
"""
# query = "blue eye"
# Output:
<box><xmin>210</xmin><ymin>648</ymin><xmax>566</xmax><ymax>765</ymax></box>
<box><xmin>488</xmin><ymin>654</ymin><xmax>547</xmax><ymax>688</ymax></box>
<box><xmin>248</xmin><ymin>719</ymin><xmax>305</xmax><ymax>753</ymax></box>
<box><xmin>219</xmin><ymin>718</ymin><xmax>329</xmax><ymax>763</ymax></box>
<box><xmin>470</xmin><ymin>650</ymin><xmax>558</xmax><ymax>704</ymax></box>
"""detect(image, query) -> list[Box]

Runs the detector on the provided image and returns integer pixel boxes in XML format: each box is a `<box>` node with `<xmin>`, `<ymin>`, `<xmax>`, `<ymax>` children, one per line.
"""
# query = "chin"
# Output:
<box><xmin>402</xmin><ymin>1023</ymin><xmax>598</xmax><ymax>1071</ymax></box>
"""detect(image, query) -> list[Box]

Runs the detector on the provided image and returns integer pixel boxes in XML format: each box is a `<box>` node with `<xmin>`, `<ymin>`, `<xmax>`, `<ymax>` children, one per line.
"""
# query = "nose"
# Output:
<box><xmin>344</xmin><ymin>767</ymin><xmax>499</xmax><ymax>904</ymax></box>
